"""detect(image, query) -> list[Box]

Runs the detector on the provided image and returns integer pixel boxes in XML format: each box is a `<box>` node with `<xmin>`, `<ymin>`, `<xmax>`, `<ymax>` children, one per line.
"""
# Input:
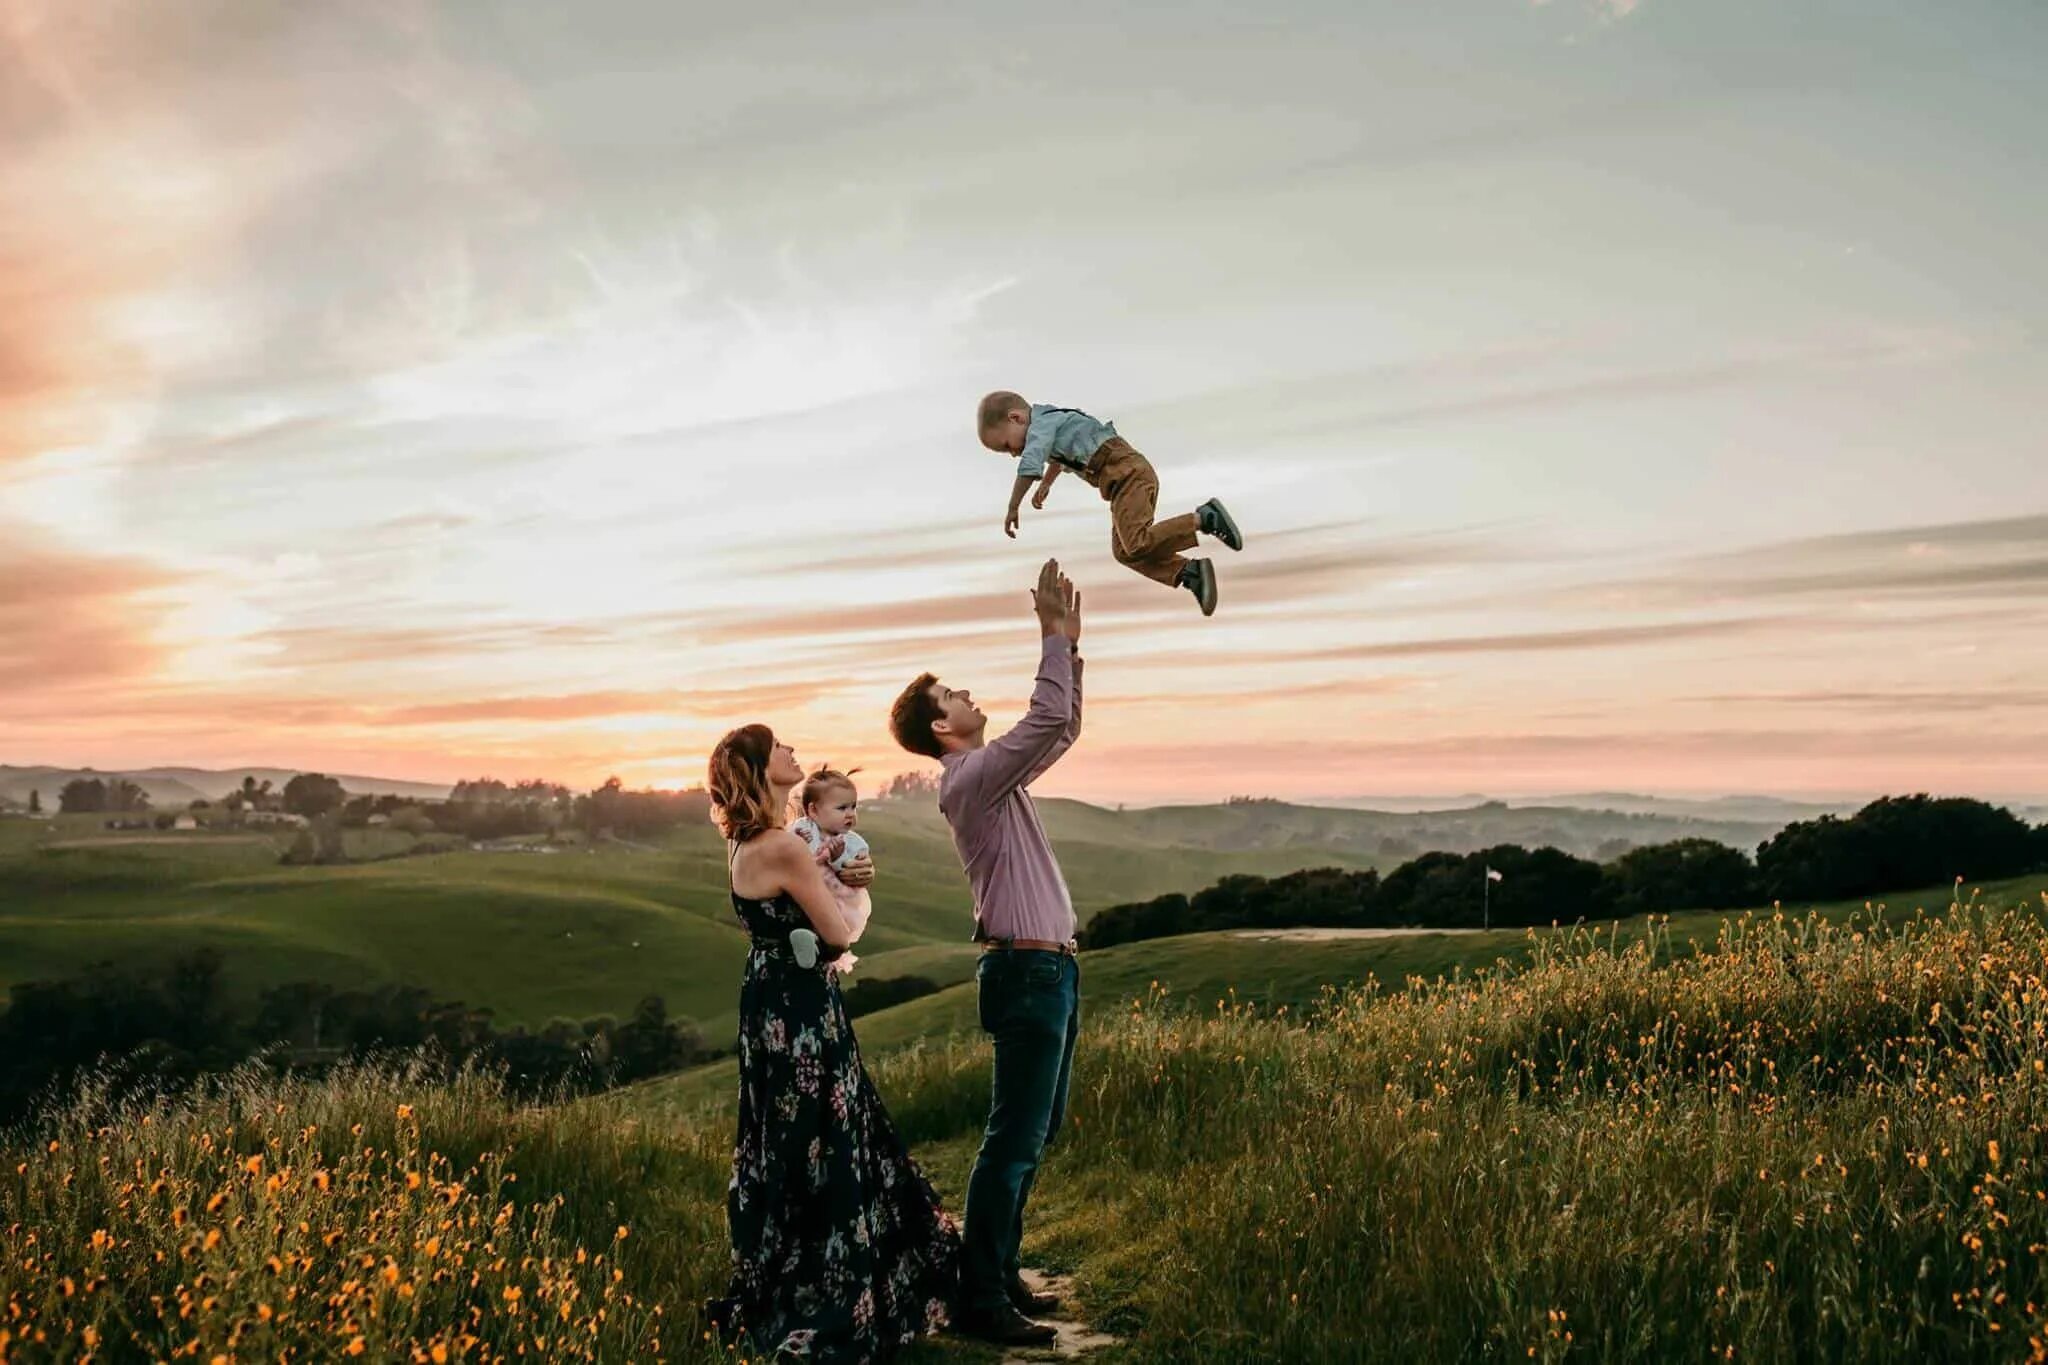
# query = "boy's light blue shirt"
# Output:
<box><xmin>1017</xmin><ymin>404</ymin><xmax>1116</xmax><ymax>480</ymax></box>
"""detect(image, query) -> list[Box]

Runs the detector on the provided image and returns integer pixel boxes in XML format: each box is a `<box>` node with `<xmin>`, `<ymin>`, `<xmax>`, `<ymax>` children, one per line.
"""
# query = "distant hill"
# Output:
<box><xmin>1331</xmin><ymin>791</ymin><xmax>1858</xmax><ymax>825</ymax></box>
<box><xmin>0</xmin><ymin>765</ymin><xmax>451</xmax><ymax>807</ymax></box>
<box><xmin>1018</xmin><ymin>796</ymin><xmax>1799</xmax><ymax>862</ymax></box>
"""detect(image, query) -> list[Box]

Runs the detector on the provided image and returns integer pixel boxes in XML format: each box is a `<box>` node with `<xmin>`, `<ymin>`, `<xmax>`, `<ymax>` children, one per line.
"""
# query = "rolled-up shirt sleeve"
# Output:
<box><xmin>949</xmin><ymin>635</ymin><xmax>1075</xmax><ymax>810</ymax></box>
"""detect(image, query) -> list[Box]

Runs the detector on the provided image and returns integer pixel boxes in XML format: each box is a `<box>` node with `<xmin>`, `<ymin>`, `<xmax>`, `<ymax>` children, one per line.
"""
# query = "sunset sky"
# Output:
<box><xmin>3</xmin><ymin>0</ymin><xmax>2045</xmax><ymax>804</ymax></box>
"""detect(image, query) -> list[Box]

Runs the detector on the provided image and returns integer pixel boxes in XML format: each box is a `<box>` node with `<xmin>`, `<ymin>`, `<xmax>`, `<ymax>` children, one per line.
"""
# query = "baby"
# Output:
<box><xmin>977</xmin><ymin>391</ymin><xmax>1243</xmax><ymax>616</ymax></box>
<box><xmin>787</xmin><ymin>765</ymin><xmax>872</xmax><ymax>973</ymax></box>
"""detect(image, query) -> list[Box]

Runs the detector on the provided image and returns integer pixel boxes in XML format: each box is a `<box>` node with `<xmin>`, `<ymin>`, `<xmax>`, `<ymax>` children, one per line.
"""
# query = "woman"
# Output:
<box><xmin>703</xmin><ymin>724</ymin><xmax>961</xmax><ymax>1361</ymax></box>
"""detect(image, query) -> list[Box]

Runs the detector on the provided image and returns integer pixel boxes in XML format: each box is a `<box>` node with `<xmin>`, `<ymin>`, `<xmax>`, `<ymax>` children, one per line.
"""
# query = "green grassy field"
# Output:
<box><xmin>13</xmin><ymin>884</ymin><xmax>2048</xmax><ymax>1361</ymax></box>
<box><xmin>0</xmin><ymin>805</ymin><xmax>1371</xmax><ymax>1039</ymax></box>
<box><xmin>633</xmin><ymin>873</ymin><xmax>2048</xmax><ymax>1112</ymax></box>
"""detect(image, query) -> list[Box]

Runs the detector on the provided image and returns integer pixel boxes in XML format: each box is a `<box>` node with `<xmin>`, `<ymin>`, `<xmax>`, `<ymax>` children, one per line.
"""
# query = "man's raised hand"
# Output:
<box><xmin>1063</xmin><ymin>579</ymin><xmax>1082</xmax><ymax>647</ymax></box>
<box><xmin>1031</xmin><ymin>558</ymin><xmax>1068</xmax><ymax>636</ymax></box>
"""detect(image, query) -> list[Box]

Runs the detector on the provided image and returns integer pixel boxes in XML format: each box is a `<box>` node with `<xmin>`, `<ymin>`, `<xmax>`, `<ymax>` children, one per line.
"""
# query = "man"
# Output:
<box><xmin>887</xmin><ymin>558</ymin><xmax>1083</xmax><ymax>1348</ymax></box>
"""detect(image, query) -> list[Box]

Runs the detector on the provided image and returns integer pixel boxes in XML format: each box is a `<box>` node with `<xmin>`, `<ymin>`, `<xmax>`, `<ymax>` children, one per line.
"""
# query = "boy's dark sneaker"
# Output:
<box><xmin>1178</xmin><ymin>559</ymin><xmax>1218</xmax><ymax>616</ymax></box>
<box><xmin>1009</xmin><ymin>1277</ymin><xmax>1061</xmax><ymax>1315</ymax></box>
<box><xmin>951</xmin><ymin>1302</ymin><xmax>1058</xmax><ymax>1347</ymax></box>
<box><xmin>1197</xmin><ymin>498</ymin><xmax>1242</xmax><ymax>551</ymax></box>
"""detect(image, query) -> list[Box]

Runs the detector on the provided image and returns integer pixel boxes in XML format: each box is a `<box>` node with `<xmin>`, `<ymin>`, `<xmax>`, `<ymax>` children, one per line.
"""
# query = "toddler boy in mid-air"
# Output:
<box><xmin>977</xmin><ymin>391</ymin><xmax>1242</xmax><ymax>615</ymax></box>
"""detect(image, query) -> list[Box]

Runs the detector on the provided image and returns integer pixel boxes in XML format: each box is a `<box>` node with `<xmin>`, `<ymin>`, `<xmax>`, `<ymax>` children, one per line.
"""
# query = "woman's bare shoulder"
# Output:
<box><xmin>730</xmin><ymin>828</ymin><xmax>806</xmax><ymax>890</ymax></box>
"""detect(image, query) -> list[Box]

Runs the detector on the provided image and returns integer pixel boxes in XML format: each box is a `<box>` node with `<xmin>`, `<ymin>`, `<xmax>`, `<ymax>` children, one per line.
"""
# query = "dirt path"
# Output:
<box><xmin>1227</xmin><ymin>925</ymin><xmax>1483</xmax><ymax>942</ymax></box>
<box><xmin>997</xmin><ymin>1269</ymin><xmax>1120</xmax><ymax>1363</ymax></box>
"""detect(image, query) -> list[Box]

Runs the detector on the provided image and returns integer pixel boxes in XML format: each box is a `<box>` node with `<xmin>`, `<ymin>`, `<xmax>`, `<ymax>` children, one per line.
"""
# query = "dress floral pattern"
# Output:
<box><xmin>705</xmin><ymin>885</ymin><xmax>960</xmax><ymax>1361</ymax></box>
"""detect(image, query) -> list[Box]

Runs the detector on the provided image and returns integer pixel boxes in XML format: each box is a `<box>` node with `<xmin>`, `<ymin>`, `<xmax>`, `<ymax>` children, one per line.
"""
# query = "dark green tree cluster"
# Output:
<box><xmin>57</xmin><ymin>777</ymin><xmax>151</xmax><ymax>814</ymax></box>
<box><xmin>1756</xmin><ymin>795</ymin><xmax>2043</xmax><ymax>901</ymax></box>
<box><xmin>282</xmin><ymin>772</ymin><xmax>348</xmax><ymax>818</ymax></box>
<box><xmin>1082</xmin><ymin>795</ymin><xmax>2048</xmax><ymax>952</ymax></box>
<box><xmin>0</xmin><ymin>954</ymin><xmax>711</xmax><ymax>1124</ymax></box>
<box><xmin>575</xmin><ymin>778</ymin><xmax>711</xmax><ymax>840</ymax></box>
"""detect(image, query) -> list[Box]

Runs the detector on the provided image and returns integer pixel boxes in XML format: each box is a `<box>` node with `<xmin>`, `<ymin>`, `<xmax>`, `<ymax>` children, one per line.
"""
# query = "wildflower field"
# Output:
<box><xmin>9</xmin><ymin>886</ymin><xmax>2048</xmax><ymax>1362</ymax></box>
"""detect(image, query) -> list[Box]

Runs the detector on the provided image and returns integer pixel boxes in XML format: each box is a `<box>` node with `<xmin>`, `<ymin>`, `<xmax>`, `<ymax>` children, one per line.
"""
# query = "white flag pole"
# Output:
<box><xmin>1483</xmin><ymin>865</ymin><xmax>1490</xmax><ymax>932</ymax></box>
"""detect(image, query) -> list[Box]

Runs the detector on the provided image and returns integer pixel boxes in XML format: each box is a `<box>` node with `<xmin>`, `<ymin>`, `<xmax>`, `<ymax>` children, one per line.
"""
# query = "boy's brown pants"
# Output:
<box><xmin>1080</xmin><ymin>437</ymin><xmax>1198</xmax><ymax>587</ymax></box>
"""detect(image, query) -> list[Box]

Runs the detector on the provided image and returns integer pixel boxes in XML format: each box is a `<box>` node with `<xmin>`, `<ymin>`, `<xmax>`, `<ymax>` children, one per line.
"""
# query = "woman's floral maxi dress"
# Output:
<box><xmin>705</xmin><ymin>884</ymin><xmax>961</xmax><ymax>1361</ymax></box>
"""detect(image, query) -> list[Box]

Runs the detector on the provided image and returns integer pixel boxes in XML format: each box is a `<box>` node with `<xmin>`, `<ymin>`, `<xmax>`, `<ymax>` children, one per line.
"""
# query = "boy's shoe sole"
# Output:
<box><xmin>789</xmin><ymin>929</ymin><xmax>819</xmax><ymax>969</ymax></box>
<box><xmin>1198</xmin><ymin>498</ymin><xmax>1243</xmax><ymax>551</ymax></box>
<box><xmin>1183</xmin><ymin>559</ymin><xmax>1218</xmax><ymax>616</ymax></box>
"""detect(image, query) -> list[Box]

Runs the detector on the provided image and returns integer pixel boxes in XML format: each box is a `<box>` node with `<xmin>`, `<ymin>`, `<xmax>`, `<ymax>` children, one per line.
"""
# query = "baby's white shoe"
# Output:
<box><xmin>789</xmin><ymin>928</ymin><xmax>820</xmax><ymax>969</ymax></box>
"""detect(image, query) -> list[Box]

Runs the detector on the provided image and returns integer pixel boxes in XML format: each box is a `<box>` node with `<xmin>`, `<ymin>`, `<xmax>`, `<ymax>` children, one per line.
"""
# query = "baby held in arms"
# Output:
<box><xmin>788</xmin><ymin>765</ymin><xmax>872</xmax><ymax>974</ymax></box>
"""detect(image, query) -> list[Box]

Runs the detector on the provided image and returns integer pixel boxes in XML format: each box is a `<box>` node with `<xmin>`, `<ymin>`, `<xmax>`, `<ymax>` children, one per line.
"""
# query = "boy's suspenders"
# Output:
<box><xmin>1032</xmin><ymin>407</ymin><xmax>1105</xmax><ymax>471</ymax></box>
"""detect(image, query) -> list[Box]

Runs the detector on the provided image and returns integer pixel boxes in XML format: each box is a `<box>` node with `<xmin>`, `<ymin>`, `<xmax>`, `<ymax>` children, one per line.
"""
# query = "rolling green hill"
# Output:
<box><xmin>0</xmin><ymin>803</ymin><xmax>1372</xmax><ymax>1038</ymax></box>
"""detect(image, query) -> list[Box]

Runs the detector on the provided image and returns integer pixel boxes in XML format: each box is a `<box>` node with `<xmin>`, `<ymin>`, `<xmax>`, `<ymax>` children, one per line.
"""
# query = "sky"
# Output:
<box><xmin>2</xmin><ymin>0</ymin><xmax>2046</xmax><ymax>805</ymax></box>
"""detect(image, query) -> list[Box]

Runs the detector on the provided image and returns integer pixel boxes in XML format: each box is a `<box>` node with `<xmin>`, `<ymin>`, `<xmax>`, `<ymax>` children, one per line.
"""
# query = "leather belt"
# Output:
<box><xmin>980</xmin><ymin>937</ymin><xmax>1078</xmax><ymax>956</ymax></box>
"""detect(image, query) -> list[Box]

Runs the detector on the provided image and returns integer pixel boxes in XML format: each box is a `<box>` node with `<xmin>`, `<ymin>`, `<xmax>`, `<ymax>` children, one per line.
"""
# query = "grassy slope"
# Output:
<box><xmin>0</xmin><ymin>805</ymin><xmax>1370</xmax><ymax>1035</ymax></box>
<box><xmin>630</xmin><ymin>872</ymin><xmax>2048</xmax><ymax>1113</ymax></box>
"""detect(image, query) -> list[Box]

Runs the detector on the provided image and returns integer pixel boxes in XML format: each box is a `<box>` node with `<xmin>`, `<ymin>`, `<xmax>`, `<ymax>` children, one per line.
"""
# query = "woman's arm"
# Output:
<box><xmin>761</xmin><ymin>831</ymin><xmax>854</xmax><ymax>945</ymax></box>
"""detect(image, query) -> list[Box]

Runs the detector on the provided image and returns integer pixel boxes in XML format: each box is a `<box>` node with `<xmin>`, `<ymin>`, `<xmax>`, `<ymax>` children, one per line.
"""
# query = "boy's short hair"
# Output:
<box><xmin>889</xmin><ymin>672</ymin><xmax>946</xmax><ymax>760</ymax></box>
<box><xmin>977</xmin><ymin>390</ymin><xmax>1027</xmax><ymax>435</ymax></box>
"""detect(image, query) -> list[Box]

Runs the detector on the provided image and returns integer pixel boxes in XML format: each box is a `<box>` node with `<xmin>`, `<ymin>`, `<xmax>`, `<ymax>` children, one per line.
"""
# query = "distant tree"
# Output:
<box><xmin>1757</xmin><ymin>795</ymin><xmax>2039</xmax><ymax>901</ymax></box>
<box><xmin>577</xmin><ymin>778</ymin><xmax>710</xmax><ymax>840</ymax></box>
<box><xmin>281</xmin><ymin>815</ymin><xmax>347</xmax><ymax>866</ymax></box>
<box><xmin>1080</xmin><ymin>893</ymin><xmax>1190</xmax><ymax>950</ymax></box>
<box><xmin>283</xmin><ymin>773</ymin><xmax>348</xmax><ymax>819</ymax></box>
<box><xmin>389</xmin><ymin>806</ymin><xmax>434</xmax><ymax>835</ymax></box>
<box><xmin>27</xmin><ymin>789</ymin><xmax>40</xmax><ymax>815</ymax></box>
<box><xmin>606</xmin><ymin>996</ymin><xmax>703</xmax><ymax>1082</ymax></box>
<box><xmin>106</xmin><ymin>778</ymin><xmax>150</xmax><ymax>813</ymax></box>
<box><xmin>1373</xmin><ymin>846</ymin><xmax>1608</xmax><ymax>929</ymax></box>
<box><xmin>450</xmin><ymin>777</ymin><xmax>512</xmax><ymax>804</ymax></box>
<box><xmin>1605</xmin><ymin>839</ymin><xmax>1757</xmax><ymax>915</ymax></box>
<box><xmin>876</xmin><ymin>771</ymin><xmax>940</xmax><ymax>802</ymax></box>
<box><xmin>58</xmin><ymin>778</ymin><xmax>107</xmax><ymax>813</ymax></box>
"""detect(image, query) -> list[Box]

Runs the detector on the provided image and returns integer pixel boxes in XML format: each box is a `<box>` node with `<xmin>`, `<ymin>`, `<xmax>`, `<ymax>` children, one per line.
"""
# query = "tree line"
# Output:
<box><xmin>0</xmin><ymin>950</ymin><xmax>712</xmax><ymax>1126</ymax></box>
<box><xmin>1082</xmin><ymin>795</ymin><xmax>2048</xmax><ymax>950</ymax></box>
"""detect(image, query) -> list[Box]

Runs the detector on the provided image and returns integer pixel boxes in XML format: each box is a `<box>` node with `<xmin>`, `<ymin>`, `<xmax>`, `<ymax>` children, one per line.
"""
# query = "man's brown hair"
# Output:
<box><xmin>889</xmin><ymin>672</ymin><xmax>946</xmax><ymax>760</ymax></box>
<box><xmin>977</xmin><ymin>390</ymin><xmax>1026</xmax><ymax>436</ymax></box>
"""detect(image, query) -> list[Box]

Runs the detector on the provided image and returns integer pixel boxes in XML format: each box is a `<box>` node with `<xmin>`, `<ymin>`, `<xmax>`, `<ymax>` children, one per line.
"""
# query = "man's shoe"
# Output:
<box><xmin>951</xmin><ymin>1301</ymin><xmax>1058</xmax><ymax>1347</ymax></box>
<box><xmin>1008</xmin><ymin>1278</ymin><xmax>1061</xmax><ymax>1316</ymax></box>
<box><xmin>1196</xmin><ymin>498</ymin><xmax>1243</xmax><ymax>551</ymax></box>
<box><xmin>1179</xmin><ymin>559</ymin><xmax>1218</xmax><ymax>617</ymax></box>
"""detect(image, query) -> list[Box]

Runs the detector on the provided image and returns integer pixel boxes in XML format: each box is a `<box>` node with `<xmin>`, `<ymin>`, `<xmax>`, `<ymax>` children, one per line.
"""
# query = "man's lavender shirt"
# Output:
<box><xmin>938</xmin><ymin>634</ymin><xmax>1083</xmax><ymax>944</ymax></box>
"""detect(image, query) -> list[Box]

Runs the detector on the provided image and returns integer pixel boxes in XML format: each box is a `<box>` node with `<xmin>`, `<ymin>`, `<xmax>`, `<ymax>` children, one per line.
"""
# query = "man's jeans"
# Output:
<box><xmin>960</xmin><ymin>948</ymin><xmax>1081</xmax><ymax>1311</ymax></box>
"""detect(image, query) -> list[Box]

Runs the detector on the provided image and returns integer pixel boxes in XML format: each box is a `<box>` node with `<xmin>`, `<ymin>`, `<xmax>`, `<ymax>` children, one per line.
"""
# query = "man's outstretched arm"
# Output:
<box><xmin>949</xmin><ymin>561</ymin><xmax>1078</xmax><ymax>809</ymax></box>
<box><xmin>1022</xmin><ymin>584</ymin><xmax>1082</xmax><ymax>787</ymax></box>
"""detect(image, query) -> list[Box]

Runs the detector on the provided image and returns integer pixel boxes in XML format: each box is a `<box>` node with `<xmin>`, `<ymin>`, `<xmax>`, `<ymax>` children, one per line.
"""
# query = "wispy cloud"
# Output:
<box><xmin>0</xmin><ymin>535</ymin><xmax>186</xmax><ymax>687</ymax></box>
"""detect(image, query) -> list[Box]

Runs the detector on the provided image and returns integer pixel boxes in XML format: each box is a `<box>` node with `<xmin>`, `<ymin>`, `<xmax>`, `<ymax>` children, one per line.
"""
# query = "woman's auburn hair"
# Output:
<box><xmin>708</xmin><ymin>723</ymin><xmax>782</xmax><ymax>844</ymax></box>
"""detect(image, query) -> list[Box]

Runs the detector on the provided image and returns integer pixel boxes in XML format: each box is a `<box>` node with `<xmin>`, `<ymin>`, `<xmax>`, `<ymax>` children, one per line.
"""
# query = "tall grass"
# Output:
<box><xmin>1034</xmin><ymin>894</ymin><xmax>2048</xmax><ymax>1361</ymax></box>
<box><xmin>9</xmin><ymin>894</ymin><xmax>2048</xmax><ymax>1361</ymax></box>
<box><xmin>0</xmin><ymin>1063</ymin><xmax>727</xmax><ymax>1362</ymax></box>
